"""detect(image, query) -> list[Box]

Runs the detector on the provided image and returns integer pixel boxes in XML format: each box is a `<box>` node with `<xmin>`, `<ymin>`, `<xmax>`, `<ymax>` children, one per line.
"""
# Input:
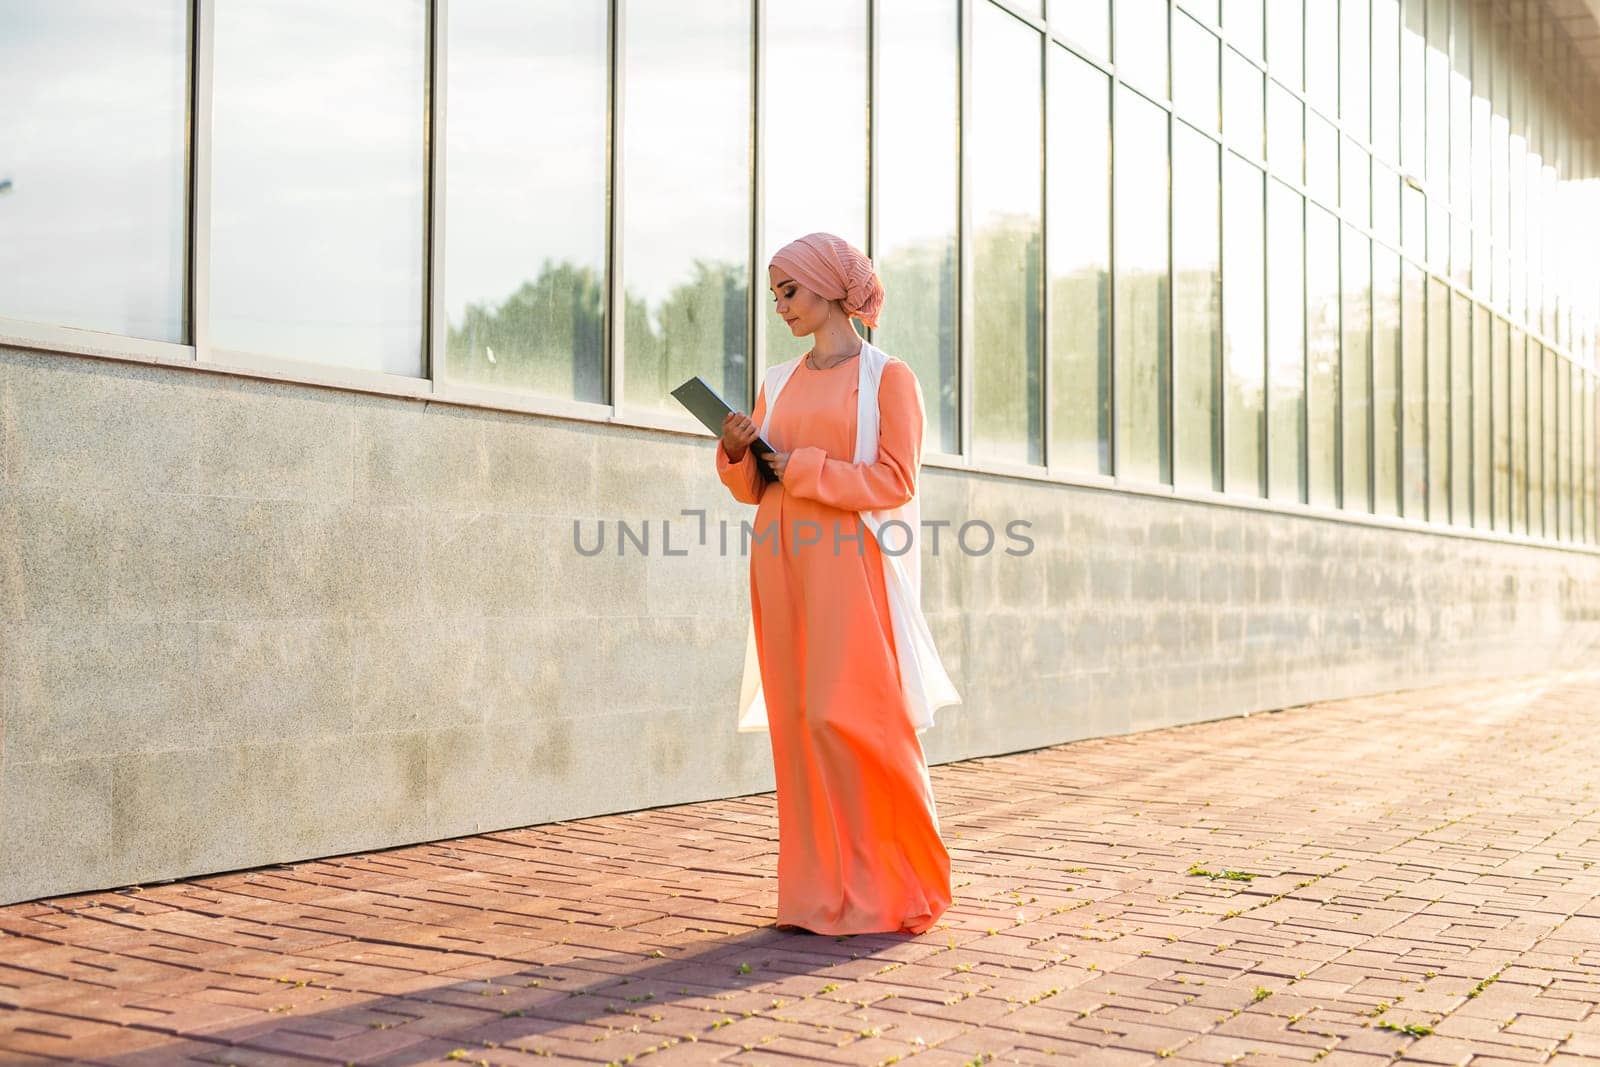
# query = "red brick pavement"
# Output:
<box><xmin>4</xmin><ymin>670</ymin><xmax>1600</xmax><ymax>1065</ymax></box>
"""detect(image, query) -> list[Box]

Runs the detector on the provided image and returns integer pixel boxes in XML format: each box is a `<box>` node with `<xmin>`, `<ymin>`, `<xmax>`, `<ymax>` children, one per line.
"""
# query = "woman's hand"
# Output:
<box><xmin>721</xmin><ymin>410</ymin><xmax>759</xmax><ymax>461</ymax></box>
<box><xmin>762</xmin><ymin>450</ymin><xmax>792</xmax><ymax>481</ymax></box>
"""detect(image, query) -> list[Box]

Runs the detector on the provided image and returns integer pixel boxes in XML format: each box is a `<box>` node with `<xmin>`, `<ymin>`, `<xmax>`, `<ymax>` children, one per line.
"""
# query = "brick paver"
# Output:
<box><xmin>4</xmin><ymin>670</ymin><xmax>1600</xmax><ymax>1066</ymax></box>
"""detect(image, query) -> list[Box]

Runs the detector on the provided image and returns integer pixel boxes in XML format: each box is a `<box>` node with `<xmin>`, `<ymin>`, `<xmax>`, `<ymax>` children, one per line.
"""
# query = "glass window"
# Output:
<box><xmin>1490</xmin><ymin>41</ymin><xmax>1508</xmax><ymax>253</ymax></box>
<box><xmin>1173</xmin><ymin>121</ymin><xmax>1221</xmax><ymax>492</ymax></box>
<box><xmin>1491</xmin><ymin>317</ymin><xmax>1508</xmax><ymax>530</ymax></box>
<box><xmin>1399</xmin><ymin>0</ymin><xmax>1424</xmax><ymax>177</ymax></box>
<box><xmin>1543</xmin><ymin>348</ymin><xmax>1557</xmax><ymax>537</ymax></box>
<box><xmin>1373</xmin><ymin>162</ymin><xmax>1400</xmax><ymax>248</ymax></box>
<box><xmin>877</xmin><ymin>0</ymin><xmax>960</xmax><ymax>454</ymax></box>
<box><xmin>1173</xmin><ymin>11</ymin><xmax>1220</xmax><ymax>133</ymax></box>
<box><xmin>1266</xmin><ymin>179</ymin><xmax>1305</xmax><ymax>502</ymax></box>
<box><xmin>212</xmin><ymin>0</ymin><xmax>425</xmax><ymax>374</ymax></box>
<box><xmin>1559</xmin><ymin>359</ymin><xmax>1572</xmax><ymax>540</ymax></box>
<box><xmin>1469</xmin><ymin>2</ymin><xmax>1490</xmax><ymax>291</ymax></box>
<box><xmin>1583</xmin><ymin>369</ymin><xmax>1594</xmax><ymax>545</ymax></box>
<box><xmin>1342</xmin><ymin>138</ymin><xmax>1370</xmax><ymax>227</ymax></box>
<box><xmin>1223</xmin><ymin>47</ymin><xmax>1263</xmax><ymax>159</ymax></box>
<box><xmin>1426</xmin><ymin>277</ymin><xmax>1449</xmax><ymax>521</ymax></box>
<box><xmin>1266</xmin><ymin>80</ymin><xmax>1303</xmax><ymax>186</ymax></box>
<box><xmin>0</xmin><ymin>2</ymin><xmax>189</xmax><ymax>342</ymax></box>
<box><xmin>1047</xmin><ymin>46</ymin><xmax>1111</xmax><ymax>474</ymax></box>
<box><xmin>1373</xmin><ymin>244</ymin><xmax>1401</xmax><ymax>516</ymax></box>
<box><xmin>765</xmin><ymin>1</ymin><xmax>868</xmax><ymax>368</ymax></box>
<box><xmin>1305</xmin><ymin>0</ymin><xmax>1337</xmax><ymax>116</ymax></box>
<box><xmin>1114</xmin><ymin>86</ymin><xmax>1171</xmax><ymax>484</ymax></box>
<box><xmin>1307</xmin><ymin>204</ymin><xmax>1339</xmax><ymax>509</ymax></box>
<box><xmin>444</xmin><ymin>1</ymin><xmax>606</xmax><ymax>401</ymax></box>
<box><xmin>1306</xmin><ymin>111</ymin><xmax>1337</xmax><ymax>207</ymax></box>
<box><xmin>1427</xmin><ymin>196</ymin><xmax>1449</xmax><ymax>276</ymax></box>
<box><xmin>1265</xmin><ymin>0</ymin><xmax>1302</xmax><ymax>91</ymax></box>
<box><xmin>1341</xmin><ymin>0</ymin><xmax>1370</xmax><ymax>143</ymax></box>
<box><xmin>1054</xmin><ymin>0</ymin><xmax>1109</xmax><ymax>58</ymax></box>
<box><xmin>1184</xmin><ymin>0</ymin><xmax>1220</xmax><ymax>24</ymax></box>
<box><xmin>1371</xmin><ymin>0</ymin><xmax>1399</xmax><ymax>165</ymax></box>
<box><xmin>1224</xmin><ymin>153</ymin><xmax>1265</xmax><ymax>496</ymax></box>
<box><xmin>1425</xmin><ymin>0</ymin><xmax>1449</xmax><ymax>191</ymax></box>
<box><xmin>1472</xmin><ymin>303</ymin><xmax>1491</xmax><ymax>528</ymax></box>
<box><xmin>1510</xmin><ymin>328</ymin><xmax>1526</xmax><ymax>534</ymax></box>
<box><xmin>1342</xmin><ymin>226</ymin><xmax>1373</xmax><ymax>512</ymax></box>
<box><xmin>1223</xmin><ymin>0</ymin><xmax>1262</xmax><ymax>60</ymax></box>
<box><xmin>1527</xmin><ymin>341</ymin><xmax>1542</xmax><ymax>537</ymax></box>
<box><xmin>1400</xmin><ymin>260</ymin><xmax>1425</xmax><ymax>518</ymax></box>
<box><xmin>1450</xmin><ymin>291</ymin><xmax>1470</xmax><ymax>525</ymax></box>
<box><xmin>1402</xmin><ymin>182</ymin><xmax>1425</xmax><ymax>262</ymax></box>
<box><xmin>620</xmin><ymin>0</ymin><xmax>750</xmax><ymax>411</ymax></box>
<box><xmin>1583</xmin><ymin>370</ymin><xmax>1591</xmax><ymax>544</ymax></box>
<box><xmin>972</xmin><ymin>2</ymin><xmax>1043</xmax><ymax>466</ymax></box>
<box><xmin>1117</xmin><ymin>0</ymin><xmax>1170</xmax><ymax>99</ymax></box>
<box><xmin>1449</xmin><ymin>0</ymin><xmax>1471</xmax><ymax>217</ymax></box>
<box><xmin>1451</xmin><ymin>214</ymin><xmax>1471</xmax><ymax>289</ymax></box>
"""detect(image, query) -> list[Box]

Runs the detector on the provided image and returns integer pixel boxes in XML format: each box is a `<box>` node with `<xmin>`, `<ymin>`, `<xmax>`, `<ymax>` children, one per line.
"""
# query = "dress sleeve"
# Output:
<box><xmin>783</xmin><ymin>360</ymin><xmax>924</xmax><ymax>511</ymax></box>
<box><xmin>715</xmin><ymin>381</ymin><xmax>768</xmax><ymax>505</ymax></box>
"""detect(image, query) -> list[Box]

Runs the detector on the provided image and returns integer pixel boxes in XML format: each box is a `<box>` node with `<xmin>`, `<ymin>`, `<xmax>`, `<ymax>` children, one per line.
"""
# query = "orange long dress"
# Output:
<box><xmin>715</xmin><ymin>353</ymin><xmax>952</xmax><ymax>935</ymax></box>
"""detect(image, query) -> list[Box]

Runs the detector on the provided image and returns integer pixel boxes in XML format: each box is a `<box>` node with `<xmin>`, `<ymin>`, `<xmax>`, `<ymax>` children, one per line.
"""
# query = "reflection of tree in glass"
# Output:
<box><xmin>625</xmin><ymin>258</ymin><xmax>748</xmax><ymax>412</ymax></box>
<box><xmin>972</xmin><ymin>212</ymin><xmax>1043</xmax><ymax>464</ymax></box>
<box><xmin>445</xmin><ymin>257</ymin><xmax>749</xmax><ymax>411</ymax></box>
<box><xmin>876</xmin><ymin>234</ymin><xmax>958</xmax><ymax>453</ymax></box>
<box><xmin>446</xmin><ymin>259</ymin><xmax>605</xmax><ymax>401</ymax></box>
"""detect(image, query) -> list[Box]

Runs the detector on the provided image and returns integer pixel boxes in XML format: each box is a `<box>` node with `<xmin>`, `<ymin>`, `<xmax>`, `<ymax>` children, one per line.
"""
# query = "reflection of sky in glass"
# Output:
<box><xmin>1265</xmin><ymin>0</ymin><xmax>1300</xmax><ymax>91</ymax></box>
<box><xmin>1341</xmin><ymin>0</ymin><xmax>1370</xmax><ymax>141</ymax></box>
<box><xmin>1172</xmin><ymin>13</ymin><xmax>1219</xmax><ymax>133</ymax></box>
<box><xmin>1116</xmin><ymin>0</ymin><xmax>1169</xmax><ymax>99</ymax></box>
<box><xmin>1371</xmin><ymin>0</ymin><xmax>1399</xmax><ymax>163</ymax></box>
<box><xmin>1342</xmin><ymin>138</ymin><xmax>1369</xmax><ymax>227</ymax></box>
<box><xmin>1221</xmin><ymin>0</ymin><xmax>1261</xmax><ymax>58</ymax></box>
<box><xmin>1305</xmin><ymin>0</ymin><xmax>1337</xmax><ymax>113</ymax></box>
<box><xmin>1114</xmin><ymin>89</ymin><xmax>1167</xmax><ymax>278</ymax></box>
<box><xmin>620</xmin><ymin>2</ymin><xmax>748</xmax><ymax>314</ymax></box>
<box><xmin>1266</xmin><ymin>81</ymin><xmax>1302</xmax><ymax>184</ymax></box>
<box><xmin>1400</xmin><ymin>0</ymin><xmax>1424</xmax><ymax>176</ymax></box>
<box><xmin>444</xmin><ymin>3</ymin><xmax>605</xmax><ymax>325</ymax></box>
<box><xmin>211</xmin><ymin>0</ymin><xmax>425</xmax><ymax>375</ymax></box>
<box><xmin>764</xmin><ymin>0</ymin><xmax>866</xmax><ymax>364</ymax></box>
<box><xmin>1223</xmin><ymin>48</ymin><xmax>1262</xmax><ymax>159</ymax></box>
<box><xmin>1425</xmin><ymin>0</ymin><xmax>1448</xmax><ymax>188</ymax></box>
<box><xmin>1306</xmin><ymin>112</ymin><xmax>1336</xmax><ymax>206</ymax></box>
<box><xmin>1052</xmin><ymin>0</ymin><xmax>1108</xmax><ymax>58</ymax></box>
<box><xmin>877</xmin><ymin>0</ymin><xmax>959</xmax><ymax>453</ymax></box>
<box><xmin>620</xmin><ymin>0</ymin><xmax>750</xmax><ymax>408</ymax></box>
<box><xmin>1048</xmin><ymin>45</ymin><xmax>1110</xmax><ymax>475</ymax></box>
<box><xmin>971</xmin><ymin>1</ymin><xmax>1042</xmax><ymax>466</ymax></box>
<box><xmin>0</xmin><ymin>2</ymin><xmax>187</xmax><ymax>341</ymax></box>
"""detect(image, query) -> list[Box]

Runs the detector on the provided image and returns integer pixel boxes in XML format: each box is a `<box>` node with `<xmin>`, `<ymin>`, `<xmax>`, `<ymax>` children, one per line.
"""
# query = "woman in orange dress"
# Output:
<box><xmin>715</xmin><ymin>232</ymin><xmax>952</xmax><ymax>936</ymax></box>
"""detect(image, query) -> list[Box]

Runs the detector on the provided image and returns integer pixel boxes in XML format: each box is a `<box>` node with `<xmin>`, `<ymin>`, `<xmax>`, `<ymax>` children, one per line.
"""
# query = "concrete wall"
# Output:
<box><xmin>3</xmin><ymin>344</ymin><xmax>1598</xmax><ymax>904</ymax></box>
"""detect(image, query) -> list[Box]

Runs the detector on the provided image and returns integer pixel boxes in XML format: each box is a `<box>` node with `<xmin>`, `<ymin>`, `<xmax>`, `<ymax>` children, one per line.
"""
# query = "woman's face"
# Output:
<box><xmin>768</xmin><ymin>265</ymin><xmax>836</xmax><ymax>336</ymax></box>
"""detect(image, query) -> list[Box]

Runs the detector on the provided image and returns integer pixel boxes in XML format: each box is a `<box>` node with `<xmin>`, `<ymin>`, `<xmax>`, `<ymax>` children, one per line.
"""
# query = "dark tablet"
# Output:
<box><xmin>672</xmin><ymin>375</ymin><xmax>778</xmax><ymax>482</ymax></box>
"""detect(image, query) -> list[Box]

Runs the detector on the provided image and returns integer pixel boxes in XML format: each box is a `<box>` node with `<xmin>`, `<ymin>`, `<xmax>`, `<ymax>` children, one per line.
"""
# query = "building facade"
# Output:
<box><xmin>2</xmin><ymin>0</ymin><xmax>1599</xmax><ymax>904</ymax></box>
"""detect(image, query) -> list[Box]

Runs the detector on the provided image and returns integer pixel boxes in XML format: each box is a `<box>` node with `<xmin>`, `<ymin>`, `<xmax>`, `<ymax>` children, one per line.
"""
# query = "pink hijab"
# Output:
<box><xmin>769</xmin><ymin>232</ymin><xmax>886</xmax><ymax>329</ymax></box>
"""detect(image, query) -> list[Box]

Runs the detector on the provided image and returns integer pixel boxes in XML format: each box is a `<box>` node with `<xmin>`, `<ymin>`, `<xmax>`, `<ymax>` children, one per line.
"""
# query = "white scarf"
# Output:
<box><xmin>735</xmin><ymin>340</ymin><xmax>962</xmax><ymax>734</ymax></box>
